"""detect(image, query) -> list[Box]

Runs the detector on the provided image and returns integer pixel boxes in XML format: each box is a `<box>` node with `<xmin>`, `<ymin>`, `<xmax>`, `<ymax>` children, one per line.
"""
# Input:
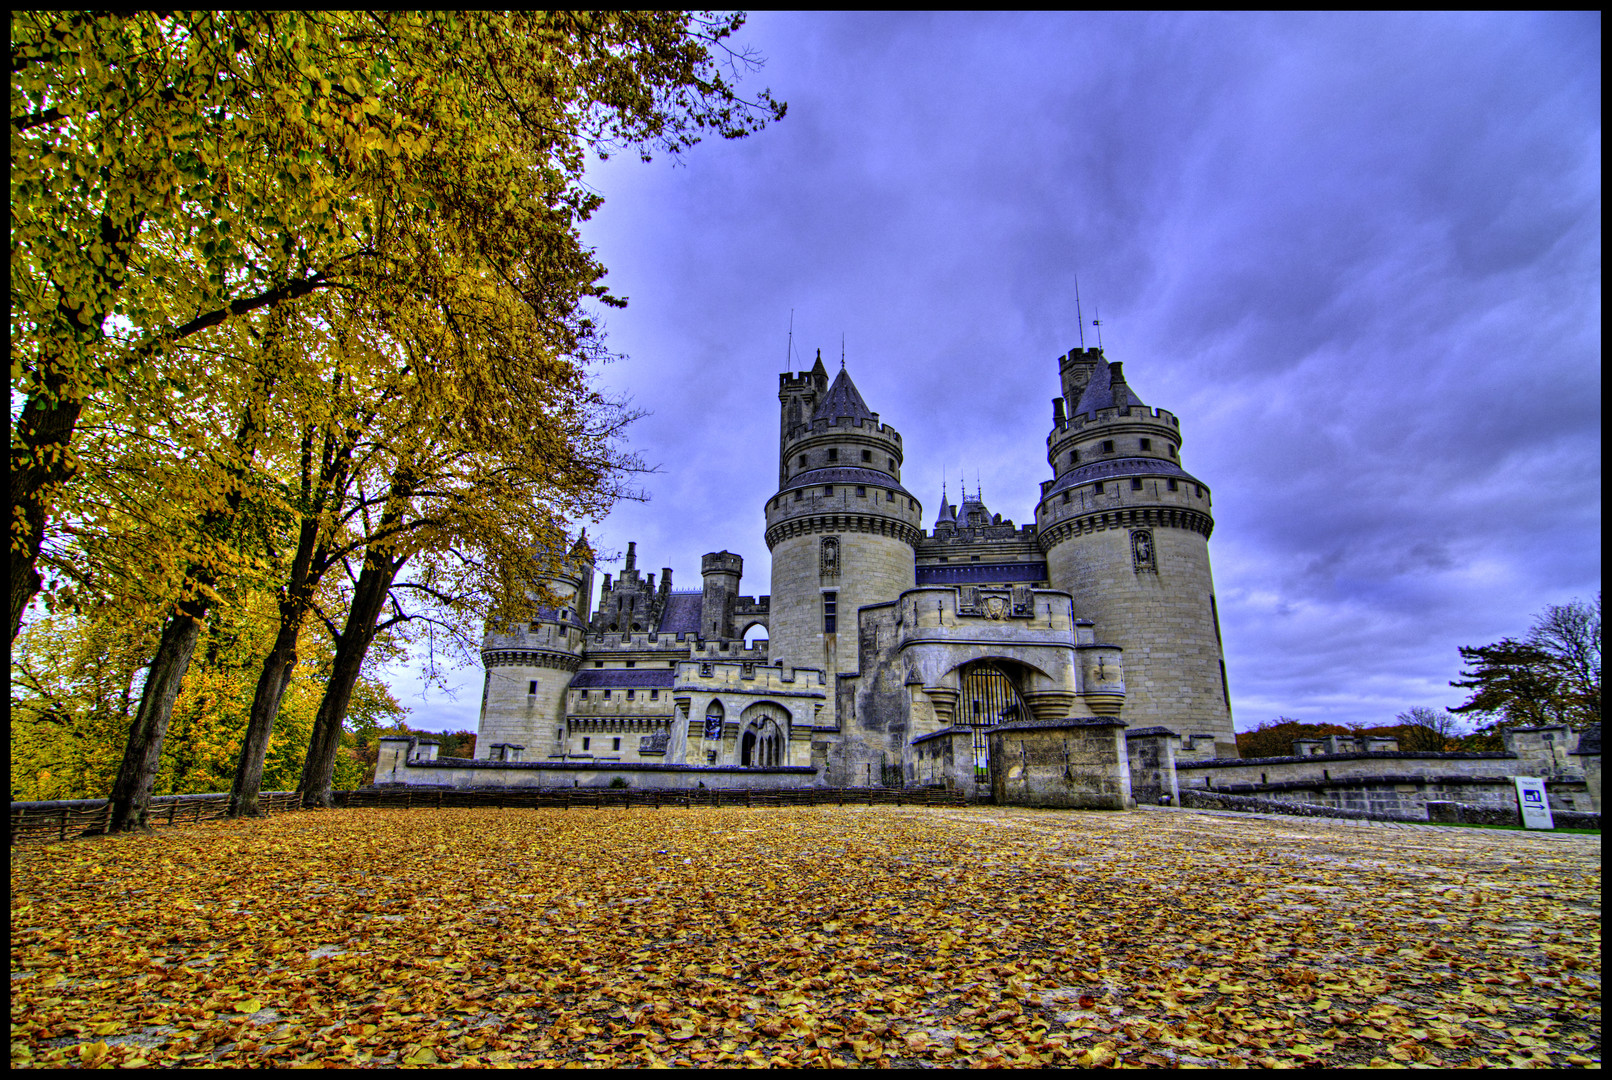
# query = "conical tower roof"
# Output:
<box><xmin>568</xmin><ymin>529</ymin><xmax>594</xmax><ymax>563</ymax></box>
<box><xmin>1071</xmin><ymin>355</ymin><xmax>1114</xmax><ymax>417</ymax></box>
<box><xmin>1072</xmin><ymin>359</ymin><xmax>1146</xmax><ymax>418</ymax></box>
<box><xmin>934</xmin><ymin>486</ymin><xmax>956</xmax><ymax>527</ymax></box>
<box><xmin>811</xmin><ymin>365</ymin><xmax>874</xmax><ymax>424</ymax></box>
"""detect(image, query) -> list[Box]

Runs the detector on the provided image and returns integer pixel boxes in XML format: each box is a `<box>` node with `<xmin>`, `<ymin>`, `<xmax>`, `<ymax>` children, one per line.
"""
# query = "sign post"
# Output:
<box><xmin>1513</xmin><ymin>776</ymin><xmax>1555</xmax><ymax>830</ymax></box>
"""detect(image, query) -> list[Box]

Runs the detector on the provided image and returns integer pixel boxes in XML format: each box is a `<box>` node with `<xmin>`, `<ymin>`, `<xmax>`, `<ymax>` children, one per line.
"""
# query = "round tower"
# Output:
<box><xmin>700</xmin><ymin>550</ymin><xmax>744</xmax><ymax>640</ymax></box>
<box><xmin>476</xmin><ymin>534</ymin><xmax>593</xmax><ymax>760</ymax></box>
<box><xmin>766</xmin><ymin>356</ymin><xmax>921</xmax><ymax>727</ymax></box>
<box><xmin>1035</xmin><ymin>349</ymin><xmax>1237</xmax><ymax>756</ymax></box>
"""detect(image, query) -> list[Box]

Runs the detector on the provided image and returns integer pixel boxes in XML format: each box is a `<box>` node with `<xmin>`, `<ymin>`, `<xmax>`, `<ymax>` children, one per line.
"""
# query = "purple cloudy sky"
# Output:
<box><xmin>387</xmin><ymin>12</ymin><xmax>1601</xmax><ymax>735</ymax></box>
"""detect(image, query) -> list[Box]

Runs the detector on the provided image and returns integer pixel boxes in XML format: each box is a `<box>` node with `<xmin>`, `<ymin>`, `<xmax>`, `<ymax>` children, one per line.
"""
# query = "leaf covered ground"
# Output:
<box><xmin>10</xmin><ymin>805</ymin><xmax>1602</xmax><ymax>1068</ymax></box>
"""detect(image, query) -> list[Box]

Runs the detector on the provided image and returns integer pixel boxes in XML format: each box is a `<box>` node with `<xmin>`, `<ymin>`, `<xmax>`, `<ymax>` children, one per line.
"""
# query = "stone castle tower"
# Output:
<box><xmin>477</xmin><ymin>533</ymin><xmax>595</xmax><ymax>761</ymax></box>
<box><xmin>1035</xmin><ymin>347</ymin><xmax>1236</xmax><ymax>755</ymax></box>
<box><xmin>462</xmin><ymin>333</ymin><xmax>1238</xmax><ymax>793</ymax></box>
<box><xmin>765</xmin><ymin>351</ymin><xmax>922</xmax><ymax>727</ymax></box>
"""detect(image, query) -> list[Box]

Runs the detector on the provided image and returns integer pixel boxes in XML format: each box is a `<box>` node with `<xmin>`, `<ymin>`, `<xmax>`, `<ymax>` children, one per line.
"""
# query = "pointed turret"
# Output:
<box><xmin>810</xmin><ymin>349</ymin><xmax>829</xmax><ymax>392</ymax></box>
<box><xmin>568</xmin><ymin>529</ymin><xmax>594</xmax><ymax>562</ymax></box>
<box><xmin>934</xmin><ymin>485</ymin><xmax>957</xmax><ymax>532</ymax></box>
<box><xmin>812</xmin><ymin>365</ymin><xmax>875</xmax><ymax>424</ymax></box>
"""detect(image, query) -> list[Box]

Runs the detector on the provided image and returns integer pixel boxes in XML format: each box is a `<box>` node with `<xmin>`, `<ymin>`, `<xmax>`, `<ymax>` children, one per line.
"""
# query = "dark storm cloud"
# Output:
<box><xmin>395</xmin><ymin>12</ymin><xmax>1599</xmax><ymax>735</ymax></box>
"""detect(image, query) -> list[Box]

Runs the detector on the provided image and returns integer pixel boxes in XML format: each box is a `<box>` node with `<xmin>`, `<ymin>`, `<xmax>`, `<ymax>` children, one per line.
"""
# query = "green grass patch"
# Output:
<box><xmin>1423</xmin><ymin>819</ymin><xmax>1600</xmax><ymax>834</ymax></box>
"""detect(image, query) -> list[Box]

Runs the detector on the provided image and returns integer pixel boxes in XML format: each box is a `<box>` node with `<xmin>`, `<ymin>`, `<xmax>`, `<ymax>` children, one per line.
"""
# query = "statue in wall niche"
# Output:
<box><xmin>1011</xmin><ymin>585</ymin><xmax>1032</xmax><ymax>616</ymax></box>
<box><xmin>820</xmin><ymin>536</ymin><xmax>840</xmax><ymax>578</ymax></box>
<box><xmin>958</xmin><ymin>586</ymin><xmax>980</xmax><ymax>614</ymax></box>
<box><xmin>1131</xmin><ymin>528</ymin><xmax>1157</xmax><ymax>574</ymax></box>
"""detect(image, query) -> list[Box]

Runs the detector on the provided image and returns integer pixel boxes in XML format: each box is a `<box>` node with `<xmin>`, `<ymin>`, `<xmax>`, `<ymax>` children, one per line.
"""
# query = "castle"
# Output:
<box><xmin>393</xmin><ymin>343</ymin><xmax>1238</xmax><ymax>803</ymax></box>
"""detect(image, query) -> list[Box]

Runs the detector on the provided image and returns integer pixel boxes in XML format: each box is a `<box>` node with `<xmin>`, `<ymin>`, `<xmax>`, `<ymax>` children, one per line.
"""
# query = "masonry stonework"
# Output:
<box><xmin>413</xmin><ymin>340</ymin><xmax>1247</xmax><ymax>804</ymax></box>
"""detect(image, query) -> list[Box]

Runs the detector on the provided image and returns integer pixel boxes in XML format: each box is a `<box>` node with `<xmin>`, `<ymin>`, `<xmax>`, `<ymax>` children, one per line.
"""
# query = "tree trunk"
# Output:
<box><xmin>10</xmin><ymin>392</ymin><xmax>87</xmax><ymax>642</ymax></box>
<box><xmin>298</xmin><ymin>549</ymin><xmax>403</xmax><ymax>808</ymax></box>
<box><xmin>107</xmin><ymin>598</ymin><xmax>207</xmax><ymax>832</ymax></box>
<box><xmin>227</xmin><ymin>612</ymin><xmax>302</xmax><ymax>817</ymax></box>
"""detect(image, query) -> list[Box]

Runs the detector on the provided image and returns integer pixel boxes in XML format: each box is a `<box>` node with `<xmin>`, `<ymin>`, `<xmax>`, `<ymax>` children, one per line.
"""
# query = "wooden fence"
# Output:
<box><xmin>11</xmin><ymin>785</ymin><xmax>970</xmax><ymax>845</ymax></box>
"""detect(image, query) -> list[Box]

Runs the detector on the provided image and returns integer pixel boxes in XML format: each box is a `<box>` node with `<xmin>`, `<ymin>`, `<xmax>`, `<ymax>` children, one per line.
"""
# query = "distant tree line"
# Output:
<box><xmin>1238</xmin><ymin>595</ymin><xmax>1600</xmax><ymax>759</ymax></box>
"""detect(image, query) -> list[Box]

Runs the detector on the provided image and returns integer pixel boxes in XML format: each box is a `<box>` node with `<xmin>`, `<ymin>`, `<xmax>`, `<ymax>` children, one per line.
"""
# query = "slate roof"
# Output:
<box><xmin>934</xmin><ymin>488</ymin><xmax>956</xmax><ymax>526</ymax></box>
<box><xmin>1043</xmin><ymin>457</ymin><xmax>1203</xmax><ymax>499</ymax></box>
<box><xmin>776</xmin><ymin>467</ymin><xmax>913</xmax><ymax>499</ymax></box>
<box><xmin>657</xmin><ymin>592</ymin><xmax>703</xmax><ymax>634</ymax></box>
<box><xmin>1071</xmin><ymin>360</ymin><xmax>1147</xmax><ymax>419</ymax></box>
<box><xmin>569</xmin><ymin>668</ymin><xmax>677</xmax><ymax>689</ymax></box>
<box><xmin>811</xmin><ymin>367</ymin><xmax>875</xmax><ymax>424</ymax></box>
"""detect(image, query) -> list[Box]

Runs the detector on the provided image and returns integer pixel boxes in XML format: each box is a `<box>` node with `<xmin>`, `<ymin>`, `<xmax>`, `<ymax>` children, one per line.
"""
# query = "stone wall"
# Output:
<box><xmin>1126</xmin><ymin>727</ymin><xmax>1181</xmax><ymax>805</ymax></box>
<box><xmin>989</xmin><ymin>717</ymin><xmax>1132</xmax><ymax>809</ymax></box>
<box><xmin>375</xmin><ymin>755</ymin><xmax>821</xmax><ymax>791</ymax></box>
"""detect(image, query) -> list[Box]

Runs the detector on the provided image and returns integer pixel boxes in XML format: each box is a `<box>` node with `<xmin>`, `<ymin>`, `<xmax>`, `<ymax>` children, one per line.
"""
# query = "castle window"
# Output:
<box><xmin>828</xmin><ymin>448</ymin><xmax>838</xmax><ymax>462</ymax></box>
<box><xmin>595</xmin><ymin>661</ymin><xmax>604</xmax><ymax>667</ymax></box>
<box><xmin>794</xmin><ymin>489</ymin><xmax>803</xmax><ymax>502</ymax></box>
<box><xmin>824</xmin><ymin>485</ymin><xmax>833</xmax><ymax>496</ymax></box>
<box><xmin>1102</xmin><ymin>440</ymin><xmax>1114</xmax><ymax>453</ymax></box>
<box><xmin>613</xmin><ymin>737</ymin><xmax>621</xmax><ymax>751</ymax></box>
<box><xmin>1130</xmin><ymin>478</ymin><xmax>1142</xmax><ymax>491</ymax></box>
<box><xmin>1094</xmin><ymin>481</ymin><xmax>1105</xmax><ymax>494</ymax></box>
<box><xmin>937</xmin><ymin>556</ymin><xmax>948</xmax><ymax>563</ymax></box>
<box><xmin>888</xmin><ymin>457</ymin><xmax>896</xmax><ymax>471</ymax></box>
<box><xmin>856</xmin><ymin>486</ymin><xmax>866</xmax><ymax>497</ymax></box>
<box><xmin>970</xmin><ymin>555</ymin><xmax>980</xmax><ymax>562</ymax></box>
<box><xmin>603</xmin><ymin>689</ymin><xmax>611</xmax><ymax>699</ymax></box>
<box><xmin>862</xmin><ymin>449</ymin><xmax>872</xmax><ymax>462</ymax></box>
<box><xmin>823</xmin><ymin>591</ymin><xmax>837</xmax><ymax>633</ymax></box>
<box><xmin>1140</xmin><ymin>438</ymin><xmax>1151</xmax><ymax>451</ymax></box>
<box><xmin>886</xmin><ymin>490</ymin><xmax>894</xmax><ymax>501</ymax></box>
<box><xmin>799</xmin><ymin>454</ymin><xmax>807</xmax><ymax>467</ymax></box>
<box><xmin>528</xmin><ymin>680</ymin><xmax>537</xmax><ymax>694</ymax></box>
<box><xmin>625</xmin><ymin>660</ymin><xmax>635</xmax><ymax>668</ymax></box>
<box><xmin>582</xmin><ymin>737</ymin><xmax>591</xmax><ymax>751</ymax></box>
<box><xmin>557</xmin><ymin>728</ymin><xmax>563</xmax><ymax>739</ymax></box>
<box><xmin>1069</xmin><ymin>449</ymin><xmax>1079</xmax><ymax>464</ymax></box>
<box><xmin>627</xmin><ymin>689</ymin><xmax>635</xmax><ymax>700</ymax></box>
<box><xmin>908</xmin><ymin>498</ymin><xmax>914</xmax><ymax>509</ymax></box>
<box><xmin>1167</xmin><ymin>479</ymin><xmax>1178</xmax><ymax>491</ymax></box>
<box><xmin>669</xmin><ymin>661</ymin><xmax>677</xmax><ymax>667</ymax></box>
<box><xmin>1062</xmin><ymin>492</ymin><xmax>1070</xmax><ymax>504</ymax></box>
<box><xmin>1167</xmin><ymin>445</ymin><xmax>1176</xmax><ymax>457</ymax></box>
<box><xmin>651</xmin><ymin>689</ymin><xmax>659</xmax><ymax>700</ymax></box>
<box><xmin>579</xmin><ymin>690</ymin><xmax>588</xmax><ymax>699</ymax></box>
<box><xmin>1195</xmin><ymin>485</ymin><xmax>1203</xmax><ymax>497</ymax></box>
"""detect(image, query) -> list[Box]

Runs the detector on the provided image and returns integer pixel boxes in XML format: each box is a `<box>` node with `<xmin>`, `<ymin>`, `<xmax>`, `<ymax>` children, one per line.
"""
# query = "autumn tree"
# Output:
<box><xmin>1390</xmin><ymin>706</ymin><xmax>1467</xmax><ymax>752</ymax></box>
<box><xmin>15</xmin><ymin>12</ymin><xmax>783</xmax><ymax>829</ymax></box>
<box><xmin>10</xmin><ymin>10</ymin><xmax>785</xmax><ymax>642</ymax></box>
<box><xmin>1235</xmin><ymin>717</ymin><xmax>1354</xmax><ymax>759</ymax></box>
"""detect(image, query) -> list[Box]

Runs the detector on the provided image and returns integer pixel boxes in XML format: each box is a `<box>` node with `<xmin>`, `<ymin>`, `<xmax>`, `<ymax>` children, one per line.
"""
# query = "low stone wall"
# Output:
<box><xmin>1426</xmin><ymin>800</ymin><xmax>1601</xmax><ymax>830</ymax></box>
<box><xmin>378</xmin><ymin>756</ymin><xmax>820</xmax><ymax>791</ymax></box>
<box><xmin>989</xmin><ymin>718</ymin><xmax>1131</xmax><ymax>810</ymax></box>
<box><xmin>1180</xmin><ymin>789</ymin><xmax>1423</xmax><ymax>823</ymax></box>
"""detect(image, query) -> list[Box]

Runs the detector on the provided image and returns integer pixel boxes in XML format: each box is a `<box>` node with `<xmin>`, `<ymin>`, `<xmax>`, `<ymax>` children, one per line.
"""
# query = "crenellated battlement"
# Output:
<box><xmin>1047</xmin><ymin>404</ymin><xmax>1180</xmax><ymax>444</ymax></box>
<box><xmin>783</xmin><ymin>413</ymin><xmax>904</xmax><ymax>448</ymax></box>
<box><xmin>582</xmin><ymin>631</ymin><xmax>769</xmax><ymax>655</ymax></box>
<box><xmin>674</xmin><ymin>659</ymin><xmax>827</xmax><ymax>694</ymax></box>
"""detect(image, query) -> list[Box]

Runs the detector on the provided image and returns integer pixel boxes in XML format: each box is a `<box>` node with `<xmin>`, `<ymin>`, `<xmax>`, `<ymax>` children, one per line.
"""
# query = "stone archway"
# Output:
<box><xmin>738</xmin><ymin>702</ymin><xmax>789</xmax><ymax>768</ymax></box>
<box><xmin>955</xmin><ymin>660</ymin><xmax>1032</xmax><ymax>784</ymax></box>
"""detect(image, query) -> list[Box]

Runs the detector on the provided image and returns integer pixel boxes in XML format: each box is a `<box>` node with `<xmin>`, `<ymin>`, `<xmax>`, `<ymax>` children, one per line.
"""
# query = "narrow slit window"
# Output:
<box><xmin>527</xmin><ymin>680</ymin><xmax>537</xmax><ymax>694</ymax></box>
<box><xmin>823</xmin><ymin>591</ymin><xmax>837</xmax><ymax>633</ymax></box>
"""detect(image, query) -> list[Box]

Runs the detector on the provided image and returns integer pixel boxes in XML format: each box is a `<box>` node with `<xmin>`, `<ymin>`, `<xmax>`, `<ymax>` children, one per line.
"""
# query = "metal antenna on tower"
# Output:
<box><xmin>1093</xmin><ymin>305</ymin><xmax>1103</xmax><ymax>350</ymax></box>
<box><xmin>840</xmin><ymin>333</ymin><xmax>846</xmax><ymax>371</ymax></box>
<box><xmin>786</xmin><ymin>309</ymin><xmax>794</xmax><ymax>367</ymax></box>
<box><xmin>1075</xmin><ymin>276</ymin><xmax>1086</xmax><ymax>350</ymax></box>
